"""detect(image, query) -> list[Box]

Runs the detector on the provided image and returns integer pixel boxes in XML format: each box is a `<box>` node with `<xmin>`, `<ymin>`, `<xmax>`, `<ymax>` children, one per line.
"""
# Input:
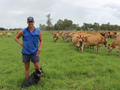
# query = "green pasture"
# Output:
<box><xmin>0</xmin><ymin>31</ymin><xmax>120</xmax><ymax>90</ymax></box>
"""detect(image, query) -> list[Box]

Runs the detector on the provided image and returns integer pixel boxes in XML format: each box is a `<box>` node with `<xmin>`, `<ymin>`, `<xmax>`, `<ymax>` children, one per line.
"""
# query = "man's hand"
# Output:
<box><xmin>36</xmin><ymin>49</ymin><xmax>41</xmax><ymax>56</ymax></box>
<box><xmin>20</xmin><ymin>42</ymin><xmax>23</xmax><ymax>47</ymax></box>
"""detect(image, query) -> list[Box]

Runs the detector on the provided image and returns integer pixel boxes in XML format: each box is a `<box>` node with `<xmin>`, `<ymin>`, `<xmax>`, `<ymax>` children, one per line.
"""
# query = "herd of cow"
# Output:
<box><xmin>53</xmin><ymin>31</ymin><xmax>120</xmax><ymax>56</ymax></box>
<box><xmin>0</xmin><ymin>32</ymin><xmax>13</xmax><ymax>37</ymax></box>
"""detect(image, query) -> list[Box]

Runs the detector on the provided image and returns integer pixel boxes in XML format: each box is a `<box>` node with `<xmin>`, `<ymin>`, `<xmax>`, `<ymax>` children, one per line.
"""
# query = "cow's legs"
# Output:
<box><xmin>56</xmin><ymin>39</ymin><xmax>58</xmax><ymax>41</ymax></box>
<box><xmin>74</xmin><ymin>45</ymin><xmax>77</xmax><ymax>49</ymax></box>
<box><xmin>100</xmin><ymin>47</ymin><xmax>102</xmax><ymax>53</ymax></box>
<box><xmin>79</xmin><ymin>46</ymin><xmax>81</xmax><ymax>51</ymax></box>
<box><xmin>119</xmin><ymin>47</ymin><xmax>120</xmax><ymax>56</ymax></box>
<box><xmin>119</xmin><ymin>50</ymin><xmax>120</xmax><ymax>56</ymax></box>
<box><xmin>96</xmin><ymin>45</ymin><xmax>98</xmax><ymax>52</ymax></box>
<box><xmin>81</xmin><ymin>43</ymin><xmax>85</xmax><ymax>52</ymax></box>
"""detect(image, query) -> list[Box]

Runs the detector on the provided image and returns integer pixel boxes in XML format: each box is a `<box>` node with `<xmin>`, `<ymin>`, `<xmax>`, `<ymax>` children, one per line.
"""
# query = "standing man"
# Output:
<box><xmin>14</xmin><ymin>16</ymin><xmax>43</xmax><ymax>79</ymax></box>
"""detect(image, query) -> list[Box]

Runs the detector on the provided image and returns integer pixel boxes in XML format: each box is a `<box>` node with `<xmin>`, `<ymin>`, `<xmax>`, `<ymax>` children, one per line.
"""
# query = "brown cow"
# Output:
<box><xmin>100</xmin><ymin>32</ymin><xmax>105</xmax><ymax>36</ymax></box>
<box><xmin>65</xmin><ymin>32</ymin><xmax>75</xmax><ymax>42</ymax></box>
<box><xmin>72</xmin><ymin>34</ymin><xmax>82</xmax><ymax>50</ymax></box>
<box><xmin>59</xmin><ymin>31</ymin><xmax>63</xmax><ymax>35</ymax></box>
<box><xmin>62</xmin><ymin>32</ymin><xmax>70</xmax><ymax>40</ymax></box>
<box><xmin>108</xmin><ymin>36</ymin><xmax>120</xmax><ymax>56</ymax></box>
<box><xmin>0</xmin><ymin>33</ymin><xmax>3</xmax><ymax>37</ymax></box>
<box><xmin>104</xmin><ymin>32</ymin><xmax>110</xmax><ymax>38</ymax></box>
<box><xmin>105</xmin><ymin>32</ymin><xmax>116</xmax><ymax>39</ymax></box>
<box><xmin>7</xmin><ymin>33</ymin><xmax>12</xmax><ymax>37</ymax></box>
<box><xmin>81</xmin><ymin>33</ymin><xmax>94</xmax><ymax>49</ymax></box>
<box><xmin>116</xmin><ymin>32</ymin><xmax>120</xmax><ymax>37</ymax></box>
<box><xmin>2</xmin><ymin>32</ymin><xmax>5</xmax><ymax>35</ymax></box>
<box><xmin>53</xmin><ymin>33</ymin><xmax>59</xmax><ymax>42</ymax></box>
<box><xmin>109</xmin><ymin>32</ymin><xmax>116</xmax><ymax>38</ymax></box>
<box><xmin>81</xmin><ymin>34</ymin><xmax>108</xmax><ymax>53</ymax></box>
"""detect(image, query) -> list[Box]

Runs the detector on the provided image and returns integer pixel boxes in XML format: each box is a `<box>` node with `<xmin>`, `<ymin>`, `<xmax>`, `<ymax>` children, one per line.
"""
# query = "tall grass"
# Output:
<box><xmin>0</xmin><ymin>31</ymin><xmax>120</xmax><ymax>90</ymax></box>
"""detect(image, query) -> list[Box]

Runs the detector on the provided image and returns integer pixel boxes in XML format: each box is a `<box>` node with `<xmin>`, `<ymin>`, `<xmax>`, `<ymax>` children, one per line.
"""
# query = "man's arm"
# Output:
<box><xmin>36</xmin><ymin>32</ymin><xmax>43</xmax><ymax>56</ymax></box>
<box><xmin>14</xmin><ymin>30</ymin><xmax>23</xmax><ymax>47</ymax></box>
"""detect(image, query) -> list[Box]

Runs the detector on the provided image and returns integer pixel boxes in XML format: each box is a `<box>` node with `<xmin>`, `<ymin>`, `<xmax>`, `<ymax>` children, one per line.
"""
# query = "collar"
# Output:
<box><xmin>27</xmin><ymin>26</ymin><xmax>36</xmax><ymax>31</ymax></box>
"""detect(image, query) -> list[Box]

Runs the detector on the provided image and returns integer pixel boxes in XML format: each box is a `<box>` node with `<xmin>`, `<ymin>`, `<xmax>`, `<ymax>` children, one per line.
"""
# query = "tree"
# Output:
<box><xmin>92</xmin><ymin>22</ymin><xmax>100</xmax><ymax>31</ymax></box>
<box><xmin>76</xmin><ymin>27</ymin><xmax>81</xmax><ymax>31</ymax></box>
<box><xmin>54</xmin><ymin>19</ymin><xmax>64</xmax><ymax>30</ymax></box>
<box><xmin>63</xmin><ymin>19</ymin><xmax>73</xmax><ymax>30</ymax></box>
<box><xmin>46</xmin><ymin>14</ymin><xmax>52</xmax><ymax>30</ymax></box>
<box><xmin>83</xmin><ymin>23</ymin><xmax>92</xmax><ymax>31</ymax></box>
<box><xmin>101</xmin><ymin>24</ymin><xmax>108</xmax><ymax>30</ymax></box>
<box><xmin>0</xmin><ymin>27</ymin><xmax>5</xmax><ymax>31</ymax></box>
<box><xmin>107</xmin><ymin>22</ymin><xmax>110</xmax><ymax>30</ymax></box>
<box><xmin>39</xmin><ymin>24</ymin><xmax>46</xmax><ymax>30</ymax></box>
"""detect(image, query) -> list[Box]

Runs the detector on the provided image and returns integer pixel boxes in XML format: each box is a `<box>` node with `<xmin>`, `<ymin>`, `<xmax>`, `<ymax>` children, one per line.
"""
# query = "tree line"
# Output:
<box><xmin>0</xmin><ymin>27</ymin><xmax>23</xmax><ymax>31</ymax></box>
<box><xmin>39</xmin><ymin>14</ymin><xmax>120</xmax><ymax>31</ymax></box>
<box><xmin>0</xmin><ymin>14</ymin><xmax>120</xmax><ymax>31</ymax></box>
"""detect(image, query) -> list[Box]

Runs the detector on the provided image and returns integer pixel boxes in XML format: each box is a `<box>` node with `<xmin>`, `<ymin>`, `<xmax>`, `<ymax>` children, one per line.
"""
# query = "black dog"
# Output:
<box><xmin>21</xmin><ymin>68</ymin><xmax>43</xmax><ymax>88</ymax></box>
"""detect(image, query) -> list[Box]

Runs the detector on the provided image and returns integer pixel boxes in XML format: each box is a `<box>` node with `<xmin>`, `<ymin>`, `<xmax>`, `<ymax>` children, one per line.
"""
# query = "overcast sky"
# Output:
<box><xmin>0</xmin><ymin>0</ymin><xmax>120</xmax><ymax>29</ymax></box>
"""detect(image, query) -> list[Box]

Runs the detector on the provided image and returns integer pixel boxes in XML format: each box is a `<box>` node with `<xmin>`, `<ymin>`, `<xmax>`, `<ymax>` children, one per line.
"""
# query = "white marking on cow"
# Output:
<box><xmin>54</xmin><ymin>38</ymin><xmax>56</xmax><ymax>40</ymax></box>
<box><xmin>99</xmin><ymin>43</ymin><xmax>103</xmax><ymax>47</ymax></box>
<box><xmin>115</xmin><ymin>46</ymin><xmax>119</xmax><ymax>49</ymax></box>
<box><xmin>76</xmin><ymin>42</ymin><xmax>80</xmax><ymax>47</ymax></box>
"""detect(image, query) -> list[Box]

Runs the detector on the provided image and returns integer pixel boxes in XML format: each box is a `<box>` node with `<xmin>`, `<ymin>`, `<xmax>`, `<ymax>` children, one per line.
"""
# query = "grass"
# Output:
<box><xmin>0</xmin><ymin>30</ymin><xmax>120</xmax><ymax>90</ymax></box>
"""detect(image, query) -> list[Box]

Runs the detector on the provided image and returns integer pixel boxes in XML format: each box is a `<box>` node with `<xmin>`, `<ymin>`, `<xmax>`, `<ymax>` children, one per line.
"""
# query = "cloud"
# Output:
<box><xmin>0</xmin><ymin>0</ymin><xmax>120</xmax><ymax>29</ymax></box>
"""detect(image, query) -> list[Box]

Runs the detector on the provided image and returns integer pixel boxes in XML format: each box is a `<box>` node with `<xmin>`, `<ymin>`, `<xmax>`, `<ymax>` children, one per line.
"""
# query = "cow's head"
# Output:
<box><xmin>105</xmin><ymin>32</ymin><xmax>110</xmax><ymax>38</ymax></box>
<box><xmin>77</xmin><ymin>35</ymin><xmax>82</xmax><ymax>42</ymax></box>
<box><xmin>100</xmin><ymin>32</ymin><xmax>105</xmax><ymax>36</ymax></box>
<box><xmin>102</xmin><ymin>38</ymin><xmax>108</xmax><ymax>47</ymax></box>
<box><xmin>81</xmin><ymin>36</ymin><xmax>87</xmax><ymax>42</ymax></box>
<box><xmin>108</xmin><ymin>44</ymin><xmax>113</xmax><ymax>52</ymax></box>
<box><xmin>53</xmin><ymin>33</ymin><xmax>58</xmax><ymax>42</ymax></box>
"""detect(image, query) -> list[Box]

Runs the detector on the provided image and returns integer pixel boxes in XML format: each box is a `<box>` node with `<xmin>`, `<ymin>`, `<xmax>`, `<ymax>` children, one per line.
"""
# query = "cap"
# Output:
<box><xmin>27</xmin><ymin>16</ymin><xmax>34</xmax><ymax>22</ymax></box>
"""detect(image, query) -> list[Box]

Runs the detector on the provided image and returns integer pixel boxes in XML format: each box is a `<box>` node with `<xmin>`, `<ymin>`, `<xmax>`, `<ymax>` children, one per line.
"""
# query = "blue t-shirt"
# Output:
<box><xmin>22</xmin><ymin>27</ymin><xmax>40</xmax><ymax>55</ymax></box>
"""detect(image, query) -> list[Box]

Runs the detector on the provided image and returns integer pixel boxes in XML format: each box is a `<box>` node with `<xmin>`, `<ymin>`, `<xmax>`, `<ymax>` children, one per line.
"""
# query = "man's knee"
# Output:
<box><xmin>25</xmin><ymin>66</ymin><xmax>29</xmax><ymax>71</ymax></box>
<box><xmin>34</xmin><ymin>62</ymin><xmax>40</xmax><ymax>70</ymax></box>
<box><xmin>35</xmin><ymin>65</ymin><xmax>40</xmax><ymax>70</ymax></box>
<box><xmin>25</xmin><ymin>63</ymin><xmax>30</xmax><ymax>70</ymax></box>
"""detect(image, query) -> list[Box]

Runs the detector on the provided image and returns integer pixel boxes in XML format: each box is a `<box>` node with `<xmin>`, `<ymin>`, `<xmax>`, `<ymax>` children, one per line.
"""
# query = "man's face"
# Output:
<box><xmin>27</xmin><ymin>21</ymin><xmax>35</xmax><ymax>28</ymax></box>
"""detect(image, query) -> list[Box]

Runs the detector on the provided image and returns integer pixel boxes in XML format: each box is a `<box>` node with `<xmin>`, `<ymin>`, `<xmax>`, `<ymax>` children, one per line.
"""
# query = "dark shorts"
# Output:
<box><xmin>22</xmin><ymin>54</ymin><xmax>40</xmax><ymax>63</ymax></box>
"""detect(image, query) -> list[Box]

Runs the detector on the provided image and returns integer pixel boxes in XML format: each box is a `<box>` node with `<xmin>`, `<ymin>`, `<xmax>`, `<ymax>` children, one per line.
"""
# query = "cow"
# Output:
<box><xmin>105</xmin><ymin>32</ymin><xmax>116</xmax><ymax>39</ymax></box>
<box><xmin>100</xmin><ymin>32</ymin><xmax>105</xmax><ymax>37</ymax></box>
<box><xmin>2</xmin><ymin>32</ymin><xmax>5</xmax><ymax>35</ymax></box>
<box><xmin>104</xmin><ymin>32</ymin><xmax>110</xmax><ymax>38</ymax></box>
<box><xmin>53</xmin><ymin>33</ymin><xmax>59</xmax><ymax>42</ymax></box>
<box><xmin>59</xmin><ymin>31</ymin><xmax>63</xmax><ymax>35</ymax></box>
<box><xmin>116</xmin><ymin>32</ymin><xmax>120</xmax><ymax>37</ymax></box>
<box><xmin>62</xmin><ymin>32</ymin><xmax>70</xmax><ymax>40</ymax></box>
<box><xmin>108</xmin><ymin>36</ymin><xmax>120</xmax><ymax>56</ymax></box>
<box><xmin>109</xmin><ymin>32</ymin><xmax>117</xmax><ymax>39</ymax></box>
<box><xmin>65</xmin><ymin>32</ymin><xmax>75</xmax><ymax>42</ymax></box>
<box><xmin>81</xmin><ymin>34</ymin><xmax>108</xmax><ymax>53</ymax></box>
<box><xmin>7</xmin><ymin>33</ymin><xmax>12</xmax><ymax>37</ymax></box>
<box><xmin>72</xmin><ymin>34</ymin><xmax>82</xmax><ymax>50</ymax></box>
<box><xmin>0</xmin><ymin>33</ymin><xmax>3</xmax><ymax>37</ymax></box>
<box><xmin>81</xmin><ymin>33</ymin><xmax>94</xmax><ymax>49</ymax></box>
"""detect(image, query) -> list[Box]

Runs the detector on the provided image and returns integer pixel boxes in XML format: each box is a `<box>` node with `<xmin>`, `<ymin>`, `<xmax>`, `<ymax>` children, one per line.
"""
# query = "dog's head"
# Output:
<box><xmin>35</xmin><ymin>68</ymin><xmax>44</xmax><ymax>78</ymax></box>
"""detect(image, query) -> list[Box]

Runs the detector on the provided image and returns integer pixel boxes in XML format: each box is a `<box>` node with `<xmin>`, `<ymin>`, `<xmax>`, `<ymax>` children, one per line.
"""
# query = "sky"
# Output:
<box><xmin>0</xmin><ymin>0</ymin><xmax>120</xmax><ymax>29</ymax></box>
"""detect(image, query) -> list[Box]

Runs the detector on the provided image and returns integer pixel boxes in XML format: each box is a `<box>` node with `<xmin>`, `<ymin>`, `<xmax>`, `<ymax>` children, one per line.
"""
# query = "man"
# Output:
<box><xmin>14</xmin><ymin>16</ymin><xmax>43</xmax><ymax>79</ymax></box>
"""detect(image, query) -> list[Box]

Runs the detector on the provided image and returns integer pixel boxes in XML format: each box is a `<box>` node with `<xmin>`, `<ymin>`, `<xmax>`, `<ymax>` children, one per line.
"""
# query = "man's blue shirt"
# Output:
<box><xmin>22</xmin><ymin>27</ymin><xmax>40</xmax><ymax>55</ymax></box>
